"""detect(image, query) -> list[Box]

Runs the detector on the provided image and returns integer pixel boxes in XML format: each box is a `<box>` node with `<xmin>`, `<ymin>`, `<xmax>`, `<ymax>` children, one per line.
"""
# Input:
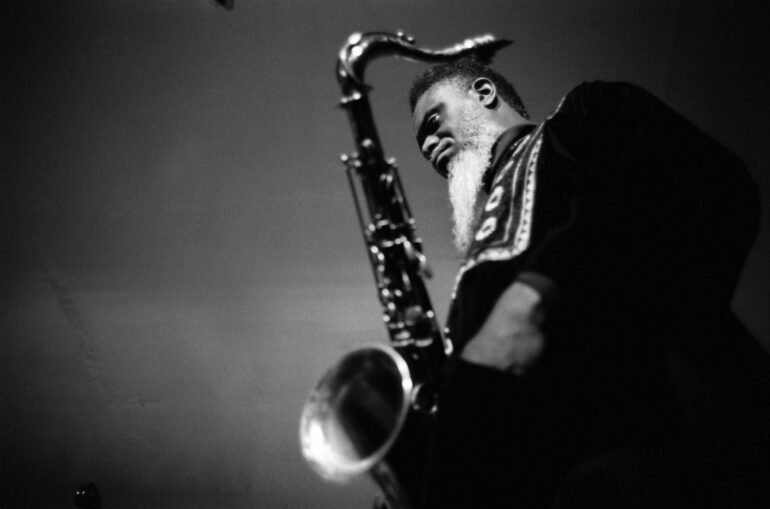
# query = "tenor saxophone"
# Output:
<box><xmin>299</xmin><ymin>31</ymin><xmax>511</xmax><ymax>509</ymax></box>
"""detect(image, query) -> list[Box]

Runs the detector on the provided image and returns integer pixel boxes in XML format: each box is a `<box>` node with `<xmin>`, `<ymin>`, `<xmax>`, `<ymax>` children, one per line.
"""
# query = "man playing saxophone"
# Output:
<box><xmin>409</xmin><ymin>59</ymin><xmax>770</xmax><ymax>508</ymax></box>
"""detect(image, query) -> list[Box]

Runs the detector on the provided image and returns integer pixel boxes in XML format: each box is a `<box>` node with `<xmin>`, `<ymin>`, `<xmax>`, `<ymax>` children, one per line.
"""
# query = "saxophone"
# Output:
<box><xmin>299</xmin><ymin>31</ymin><xmax>511</xmax><ymax>509</ymax></box>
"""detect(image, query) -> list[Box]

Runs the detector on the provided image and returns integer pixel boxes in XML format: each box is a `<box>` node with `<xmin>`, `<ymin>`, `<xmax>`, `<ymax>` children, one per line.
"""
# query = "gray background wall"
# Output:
<box><xmin>2</xmin><ymin>1</ymin><xmax>768</xmax><ymax>508</ymax></box>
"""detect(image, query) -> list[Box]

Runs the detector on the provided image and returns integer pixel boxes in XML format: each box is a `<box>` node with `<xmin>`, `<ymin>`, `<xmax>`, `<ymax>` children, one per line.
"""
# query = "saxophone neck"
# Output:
<box><xmin>336</xmin><ymin>31</ymin><xmax>513</xmax><ymax>103</ymax></box>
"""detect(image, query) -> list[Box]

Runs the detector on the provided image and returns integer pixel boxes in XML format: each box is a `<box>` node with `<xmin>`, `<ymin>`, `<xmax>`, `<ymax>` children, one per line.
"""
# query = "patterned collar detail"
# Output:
<box><xmin>447</xmin><ymin>94</ymin><xmax>571</xmax><ymax>302</ymax></box>
<box><xmin>449</xmin><ymin>124</ymin><xmax>544</xmax><ymax>301</ymax></box>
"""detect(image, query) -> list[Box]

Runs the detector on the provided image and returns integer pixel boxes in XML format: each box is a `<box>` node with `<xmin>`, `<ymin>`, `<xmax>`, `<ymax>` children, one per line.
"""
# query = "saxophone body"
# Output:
<box><xmin>299</xmin><ymin>31</ymin><xmax>511</xmax><ymax>509</ymax></box>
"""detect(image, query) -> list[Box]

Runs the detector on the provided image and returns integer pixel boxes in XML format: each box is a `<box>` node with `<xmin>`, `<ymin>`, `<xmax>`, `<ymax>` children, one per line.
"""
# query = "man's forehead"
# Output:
<box><xmin>412</xmin><ymin>79</ymin><xmax>466</xmax><ymax>128</ymax></box>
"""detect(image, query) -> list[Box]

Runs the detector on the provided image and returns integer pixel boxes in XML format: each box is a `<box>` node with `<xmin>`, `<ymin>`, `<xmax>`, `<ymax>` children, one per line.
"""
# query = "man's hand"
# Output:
<box><xmin>460</xmin><ymin>273</ymin><xmax>557</xmax><ymax>376</ymax></box>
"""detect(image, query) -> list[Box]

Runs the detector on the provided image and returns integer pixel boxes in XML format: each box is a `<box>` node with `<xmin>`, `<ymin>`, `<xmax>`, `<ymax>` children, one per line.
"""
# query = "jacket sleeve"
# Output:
<box><xmin>518</xmin><ymin>81</ymin><xmax>759</xmax><ymax>317</ymax></box>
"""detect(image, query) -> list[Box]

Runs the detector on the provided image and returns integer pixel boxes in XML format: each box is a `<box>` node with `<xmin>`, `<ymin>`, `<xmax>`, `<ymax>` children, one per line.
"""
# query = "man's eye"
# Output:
<box><xmin>427</xmin><ymin>114</ymin><xmax>440</xmax><ymax>131</ymax></box>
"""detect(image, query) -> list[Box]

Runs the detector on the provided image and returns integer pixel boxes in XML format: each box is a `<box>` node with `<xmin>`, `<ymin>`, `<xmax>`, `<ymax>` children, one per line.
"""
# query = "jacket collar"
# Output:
<box><xmin>483</xmin><ymin>123</ymin><xmax>537</xmax><ymax>193</ymax></box>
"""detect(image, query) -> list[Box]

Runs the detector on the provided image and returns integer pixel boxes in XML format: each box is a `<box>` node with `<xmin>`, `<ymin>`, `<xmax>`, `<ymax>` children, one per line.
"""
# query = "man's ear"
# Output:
<box><xmin>470</xmin><ymin>77</ymin><xmax>497</xmax><ymax>108</ymax></box>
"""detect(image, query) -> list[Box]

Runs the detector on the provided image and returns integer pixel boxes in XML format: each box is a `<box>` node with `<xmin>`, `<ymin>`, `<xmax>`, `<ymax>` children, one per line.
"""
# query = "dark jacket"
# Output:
<box><xmin>423</xmin><ymin>82</ymin><xmax>768</xmax><ymax>509</ymax></box>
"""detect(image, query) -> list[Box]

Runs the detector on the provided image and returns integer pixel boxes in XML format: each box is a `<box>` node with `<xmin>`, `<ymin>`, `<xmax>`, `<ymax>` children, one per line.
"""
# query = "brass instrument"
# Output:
<box><xmin>299</xmin><ymin>31</ymin><xmax>511</xmax><ymax>509</ymax></box>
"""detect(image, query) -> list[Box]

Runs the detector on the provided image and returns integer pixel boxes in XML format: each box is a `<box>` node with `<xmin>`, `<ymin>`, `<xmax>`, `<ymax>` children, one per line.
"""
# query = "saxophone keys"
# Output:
<box><xmin>410</xmin><ymin>382</ymin><xmax>439</xmax><ymax>415</ymax></box>
<box><xmin>396</xmin><ymin>31</ymin><xmax>415</xmax><ymax>44</ymax></box>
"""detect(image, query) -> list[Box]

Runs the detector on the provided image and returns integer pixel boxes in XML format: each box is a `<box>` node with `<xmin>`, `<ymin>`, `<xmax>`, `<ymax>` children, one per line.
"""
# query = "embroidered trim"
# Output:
<box><xmin>513</xmin><ymin>135</ymin><xmax>541</xmax><ymax>256</ymax></box>
<box><xmin>446</xmin><ymin>94</ymin><xmax>570</xmax><ymax>328</ymax></box>
<box><xmin>449</xmin><ymin>125</ymin><xmax>545</xmax><ymax>300</ymax></box>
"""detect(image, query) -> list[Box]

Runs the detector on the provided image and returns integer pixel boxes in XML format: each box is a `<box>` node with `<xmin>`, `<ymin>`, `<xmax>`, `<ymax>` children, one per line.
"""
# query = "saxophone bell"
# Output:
<box><xmin>299</xmin><ymin>344</ymin><xmax>413</xmax><ymax>483</ymax></box>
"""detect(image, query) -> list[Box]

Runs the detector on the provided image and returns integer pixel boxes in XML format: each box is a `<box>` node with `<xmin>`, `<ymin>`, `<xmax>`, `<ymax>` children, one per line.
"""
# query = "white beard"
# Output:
<box><xmin>447</xmin><ymin>108</ymin><xmax>502</xmax><ymax>257</ymax></box>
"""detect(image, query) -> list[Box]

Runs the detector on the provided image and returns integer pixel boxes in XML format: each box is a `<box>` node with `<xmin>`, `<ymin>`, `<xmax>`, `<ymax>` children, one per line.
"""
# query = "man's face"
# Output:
<box><xmin>412</xmin><ymin>80</ymin><xmax>482</xmax><ymax>178</ymax></box>
<box><xmin>412</xmin><ymin>79</ymin><xmax>502</xmax><ymax>255</ymax></box>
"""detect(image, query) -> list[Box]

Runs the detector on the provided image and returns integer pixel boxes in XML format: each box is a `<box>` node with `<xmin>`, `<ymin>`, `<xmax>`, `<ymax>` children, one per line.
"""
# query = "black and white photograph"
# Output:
<box><xmin>2</xmin><ymin>1</ymin><xmax>769</xmax><ymax>508</ymax></box>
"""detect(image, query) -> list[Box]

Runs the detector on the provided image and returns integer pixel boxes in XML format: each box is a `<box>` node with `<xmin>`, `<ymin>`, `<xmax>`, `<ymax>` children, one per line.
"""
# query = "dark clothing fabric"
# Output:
<box><xmin>421</xmin><ymin>82</ymin><xmax>769</xmax><ymax>508</ymax></box>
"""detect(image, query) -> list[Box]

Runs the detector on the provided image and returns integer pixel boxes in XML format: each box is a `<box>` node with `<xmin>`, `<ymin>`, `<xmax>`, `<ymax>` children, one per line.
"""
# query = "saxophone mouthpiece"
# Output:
<box><xmin>467</xmin><ymin>36</ymin><xmax>513</xmax><ymax>63</ymax></box>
